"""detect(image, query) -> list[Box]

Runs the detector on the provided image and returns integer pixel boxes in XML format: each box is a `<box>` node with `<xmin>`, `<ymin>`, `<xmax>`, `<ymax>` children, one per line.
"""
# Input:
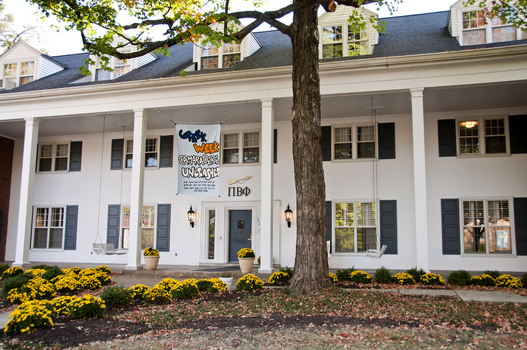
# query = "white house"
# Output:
<box><xmin>0</xmin><ymin>1</ymin><xmax>526</xmax><ymax>274</ymax></box>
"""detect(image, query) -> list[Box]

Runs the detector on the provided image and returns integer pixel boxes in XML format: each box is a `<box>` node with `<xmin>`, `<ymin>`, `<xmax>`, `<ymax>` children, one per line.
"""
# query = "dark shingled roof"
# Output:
<box><xmin>3</xmin><ymin>10</ymin><xmax>526</xmax><ymax>94</ymax></box>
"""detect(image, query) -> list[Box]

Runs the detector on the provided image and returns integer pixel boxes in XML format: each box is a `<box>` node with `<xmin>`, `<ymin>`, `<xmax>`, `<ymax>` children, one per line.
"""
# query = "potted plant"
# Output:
<box><xmin>237</xmin><ymin>248</ymin><xmax>256</xmax><ymax>274</ymax></box>
<box><xmin>219</xmin><ymin>272</ymin><xmax>234</xmax><ymax>290</ymax></box>
<box><xmin>143</xmin><ymin>247</ymin><xmax>160</xmax><ymax>270</ymax></box>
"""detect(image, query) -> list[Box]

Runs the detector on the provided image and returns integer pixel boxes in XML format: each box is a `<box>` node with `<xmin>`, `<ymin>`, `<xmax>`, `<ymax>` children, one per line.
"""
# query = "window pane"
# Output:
<box><xmin>358</xmin><ymin>142</ymin><xmax>375</xmax><ymax>158</ymax></box>
<box><xmin>357</xmin><ymin>202</ymin><xmax>376</xmax><ymax>226</ymax></box>
<box><xmin>56</xmin><ymin>144</ymin><xmax>69</xmax><ymax>156</ymax></box>
<box><xmin>96</xmin><ymin>69</ymin><xmax>111</xmax><ymax>81</ymax></box>
<box><xmin>145</xmin><ymin>153</ymin><xmax>158</xmax><ymax>167</ymax></box>
<box><xmin>4</xmin><ymin>63</ymin><xmax>17</xmax><ymax>77</ymax></box>
<box><xmin>115</xmin><ymin>65</ymin><xmax>130</xmax><ymax>78</ymax></box>
<box><xmin>335</xmin><ymin>143</ymin><xmax>352</xmax><ymax>159</ymax></box>
<box><xmin>323</xmin><ymin>44</ymin><xmax>343</xmax><ymax>58</ymax></box>
<box><xmin>488</xmin><ymin>200</ymin><xmax>509</xmax><ymax>226</ymax></box>
<box><xmin>20</xmin><ymin>61</ymin><xmax>34</xmax><ymax>75</ymax></box>
<box><xmin>463</xmin><ymin>201</ymin><xmax>485</xmax><ymax>226</ymax></box>
<box><xmin>492</xmin><ymin>26</ymin><xmax>516</xmax><ymax>42</ymax></box>
<box><xmin>49</xmin><ymin>228</ymin><xmax>63</xmax><ymax>248</ymax></box>
<box><xmin>244</xmin><ymin>132</ymin><xmax>259</xmax><ymax>147</ymax></box>
<box><xmin>34</xmin><ymin>228</ymin><xmax>48</xmax><ymax>248</ymax></box>
<box><xmin>202</xmin><ymin>57</ymin><xmax>218</xmax><ymax>70</ymax></box>
<box><xmin>223</xmin><ymin>54</ymin><xmax>241</xmax><ymax>68</ymax></box>
<box><xmin>126</xmin><ymin>155</ymin><xmax>133</xmax><ymax>168</ymax></box>
<box><xmin>485</xmin><ymin>119</ymin><xmax>506</xmax><ymax>153</ymax></box>
<box><xmin>39</xmin><ymin>158</ymin><xmax>52</xmax><ymax>172</ymax></box>
<box><xmin>141</xmin><ymin>228</ymin><xmax>155</xmax><ymax>249</ymax></box>
<box><xmin>357</xmin><ymin>228</ymin><xmax>377</xmax><ymax>252</ymax></box>
<box><xmin>19</xmin><ymin>77</ymin><xmax>34</xmax><ymax>85</ymax></box>
<box><xmin>224</xmin><ymin>134</ymin><xmax>238</xmax><ymax>148</ymax></box>
<box><xmin>243</xmin><ymin>148</ymin><xmax>259</xmax><ymax>163</ymax></box>
<box><xmin>463</xmin><ymin>201</ymin><xmax>485</xmax><ymax>253</ymax></box>
<box><xmin>36</xmin><ymin>208</ymin><xmax>48</xmax><ymax>227</ymax></box>
<box><xmin>145</xmin><ymin>139</ymin><xmax>157</xmax><ymax>153</ymax></box>
<box><xmin>459</xmin><ymin>121</ymin><xmax>480</xmax><ymax>154</ymax></box>
<box><xmin>223</xmin><ymin>149</ymin><xmax>239</xmax><ymax>164</ymax></box>
<box><xmin>122</xmin><ymin>228</ymin><xmax>129</xmax><ymax>249</ymax></box>
<box><xmin>348</xmin><ymin>27</ymin><xmax>367</xmax><ymax>41</ymax></box>
<box><xmin>463</xmin><ymin>29</ymin><xmax>486</xmax><ymax>45</ymax></box>
<box><xmin>488</xmin><ymin>200</ymin><xmax>510</xmax><ymax>253</ymax></box>
<box><xmin>202</xmin><ymin>46</ymin><xmax>219</xmax><ymax>56</ymax></box>
<box><xmin>50</xmin><ymin>208</ymin><xmax>64</xmax><ymax>227</ymax></box>
<box><xmin>334</xmin><ymin>127</ymin><xmax>352</xmax><ymax>159</ymax></box>
<box><xmin>126</xmin><ymin>140</ymin><xmax>134</xmax><ymax>153</ymax></box>
<box><xmin>223</xmin><ymin>42</ymin><xmax>240</xmax><ymax>53</ymax></box>
<box><xmin>336</xmin><ymin>203</ymin><xmax>354</xmax><ymax>227</ymax></box>
<box><xmin>335</xmin><ymin>127</ymin><xmax>351</xmax><ymax>143</ymax></box>
<box><xmin>122</xmin><ymin>206</ymin><xmax>130</xmax><ymax>228</ymax></box>
<box><xmin>322</xmin><ymin>26</ymin><xmax>342</xmax><ymax>43</ymax></box>
<box><xmin>349</xmin><ymin>42</ymin><xmax>368</xmax><ymax>56</ymax></box>
<box><xmin>55</xmin><ymin>157</ymin><xmax>68</xmax><ymax>171</ymax></box>
<box><xmin>486</xmin><ymin>136</ymin><xmax>506</xmax><ymax>153</ymax></box>
<box><xmin>142</xmin><ymin>206</ymin><xmax>155</xmax><ymax>228</ymax></box>
<box><xmin>208</xmin><ymin>210</ymin><xmax>215</xmax><ymax>259</ymax></box>
<box><xmin>335</xmin><ymin>228</ymin><xmax>354</xmax><ymax>252</ymax></box>
<box><xmin>41</xmin><ymin>145</ymin><xmax>53</xmax><ymax>158</ymax></box>
<box><xmin>464</xmin><ymin>226</ymin><xmax>486</xmax><ymax>253</ymax></box>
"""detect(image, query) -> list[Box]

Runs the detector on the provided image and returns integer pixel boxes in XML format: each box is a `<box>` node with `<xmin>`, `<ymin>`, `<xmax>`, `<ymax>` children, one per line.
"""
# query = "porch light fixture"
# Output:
<box><xmin>460</xmin><ymin>121</ymin><xmax>478</xmax><ymax>129</ymax></box>
<box><xmin>284</xmin><ymin>204</ymin><xmax>293</xmax><ymax>228</ymax></box>
<box><xmin>187</xmin><ymin>205</ymin><xmax>195</xmax><ymax>228</ymax></box>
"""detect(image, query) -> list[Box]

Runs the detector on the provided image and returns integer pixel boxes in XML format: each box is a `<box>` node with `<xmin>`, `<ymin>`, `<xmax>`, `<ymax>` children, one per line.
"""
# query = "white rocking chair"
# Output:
<box><xmin>92</xmin><ymin>243</ymin><xmax>126</xmax><ymax>255</ymax></box>
<box><xmin>364</xmin><ymin>245</ymin><xmax>387</xmax><ymax>259</ymax></box>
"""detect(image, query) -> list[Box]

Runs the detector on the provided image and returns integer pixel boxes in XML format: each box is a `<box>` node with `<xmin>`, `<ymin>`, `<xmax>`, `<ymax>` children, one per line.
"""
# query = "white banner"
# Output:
<box><xmin>177</xmin><ymin>124</ymin><xmax>221</xmax><ymax>196</ymax></box>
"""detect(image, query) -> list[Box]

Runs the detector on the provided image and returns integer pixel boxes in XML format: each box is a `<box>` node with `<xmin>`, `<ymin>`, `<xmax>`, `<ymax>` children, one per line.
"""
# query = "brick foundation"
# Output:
<box><xmin>0</xmin><ymin>137</ymin><xmax>14</xmax><ymax>262</ymax></box>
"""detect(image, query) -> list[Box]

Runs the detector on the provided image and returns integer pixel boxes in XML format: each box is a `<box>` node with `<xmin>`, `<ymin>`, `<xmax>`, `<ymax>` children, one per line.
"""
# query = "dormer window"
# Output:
<box><xmin>114</xmin><ymin>57</ymin><xmax>131</xmax><ymax>78</ymax></box>
<box><xmin>462</xmin><ymin>10</ymin><xmax>486</xmax><ymax>45</ymax></box>
<box><xmin>322</xmin><ymin>25</ymin><xmax>368</xmax><ymax>58</ymax></box>
<box><xmin>2</xmin><ymin>61</ymin><xmax>35</xmax><ymax>88</ymax></box>
<box><xmin>95</xmin><ymin>54</ymin><xmax>131</xmax><ymax>81</ymax></box>
<box><xmin>201</xmin><ymin>42</ymin><xmax>241</xmax><ymax>70</ymax></box>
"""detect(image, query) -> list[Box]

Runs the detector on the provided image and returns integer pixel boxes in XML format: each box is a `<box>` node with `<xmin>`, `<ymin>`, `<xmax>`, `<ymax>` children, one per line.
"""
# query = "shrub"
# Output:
<box><xmin>79</xmin><ymin>275</ymin><xmax>102</xmax><ymax>290</ymax></box>
<box><xmin>129</xmin><ymin>284</ymin><xmax>150</xmax><ymax>299</ymax></box>
<box><xmin>393</xmin><ymin>273</ymin><xmax>416</xmax><ymax>286</ymax></box>
<box><xmin>196</xmin><ymin>279</ymin><xmax>213</xmax><ymax>292</ymax></box>
<box><xmin>236</xmin><ymin>274</ymin><xmax>264</xmax><ymax>291</ymax></box>
<box><xmin>63</xmin><ymin>267</ymin><xmax>82</xmax><ymax>276</ymax></box>
<box><xmin>522</xmin><ymin>273</ymin><xmax>527</xmax><ymax>289</ymax></box>
<box><xmin>94</xmin><ymin>272</ymin><xmax>112</xmax><ymax>286</ymax></box>
<box><xmin>336</xmin><ymin>267</ymin><xmax>355</xmax><ymax>282</ymax></box>
<box><xmin>54</xmin><ymin>275</ymin><xmax>81</xmax><ymax>294</ymax></box>
<box><xmin>51</xmin><ymin>295</ymin><xmax>76</xmax><ymax>316</ymax></box>
<box><xmin>279</xmin><ymin>266</ymin><xmax>294</xmax><ymax>279</ymax></box>
<box><xmin>170</xmin><ymin>280</ymin><xmax>199</xmax><ymax>299</ymax></box>
<box><xmin>374</xmin><ymin>266</ymin><xmax>392</xmax><ymax>284</ymax></box>
<box><xmin>42</xmin><ymin>266</ymin><xmax>65</xmax><ymax>281</ymax></box>
<box><xmin>2</xmin><ymin>266</ymin><xmax>24</xmax><ymax>279</ymax></box>
<box><xmin>483</xmin><ymin>270</ymin><xmax>501</xmax><ymax>279</ymax></box>
<box><xmin>406</xmin><ymin>267</ymin><xmax>426</xmax><ymax>283</ymax></box>
<box><xmin>237</xmin><ymin>248</ymin><xmax>255</xmax><ymax>258</ymax></box>
<box><xmin>100</xmin><ymin>286</ymin><xmax>133</xmax><ymax>309</ymax></box>
<box><xmin>143</xmin><ymin>247</ymin><xmax>159</xmax><ymax>257</ymax></box>
<box><xmin>471</xmin><ymin>274</ymin><xmax>496</xmax><ymax>287</ymax></box>
<box><xmin>4</xmin><ymin>300</ymin><xmax>54</xmax><ymax>335</ymax></box>
<box><xmin>2</xmin><ymin>274</ymin><xmax>32</xmax><ymax>296</ymax></box>
<box><xmin>349</xmin><ymin>271</ymin><xmax>372</xmax><ymax>284</ymax></box>
<box><xmin>0</xmin><ymin>263</ymin><xmax>10</xmax><ymax>276</ymax></box>
<box><xmin>447</xmin><ymin>270</ymin><xmax>471</xmax><ymax>286</ymax></box>
<box><xmin>495</xmin><ymin>274</ymin><xmax>523</xmax><ymax>289</ymax></box>
<box><xmin>155</xmin><ymin>278</ymin><xmax>180</xmax><ymax>293</ymax></box>
<box><xmin>79</xmin><ymin>268</ymin><xmax>98</xmax><ymax>277</ymax></box>
<box><xmin>31</xmin><ymin>264</ymin><xmax>51</xmax><ymax>270</ymax></box>
<box><xmin>143</xmin><ymin>287</ymin><xmax>172</xmax><ymax>305</ymax></box>
<box><xmin>268</xmin><ymin>272</ymin><xmax>290</xmax><ymax>285</ymax></box>
<box><xmin>329</xmin><ymin>272</ymin><xmax>338</xmax><ymax>284</ymax></box>
<box><xmin>96</xmin><ymin>265</ymin><xmax>112</xmax><ymax>275</ymax></box>
<box><xmin>6</xmin><ymin>278</ymin><xmax>56</xmax><ymax>304</ymax></box>
<box><xmin>207</xmin><ymin>278</ymin><xmax>227</xmax><ymax>292</ymax></box>
<box><xmin>420</xmin><ymin>273</ymin><xmax>445</xmax><ymax>286</ymax></box>
<box><xmin>68</xmin><ymin>294</ymin><xmax>106</xmax><ymax>319</ymax></box>
<box><xmin>25</xmin><ymin>269</ymin><xmax>46</xmax><ymax>278</ymax></box>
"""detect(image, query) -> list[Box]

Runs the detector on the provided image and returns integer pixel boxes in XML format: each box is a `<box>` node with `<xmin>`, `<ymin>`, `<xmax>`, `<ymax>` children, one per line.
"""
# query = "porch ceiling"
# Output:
<box><xmin>0</xmin><ymin>81</ymin><xmax>525</xmax><ymax>139</ymax></box>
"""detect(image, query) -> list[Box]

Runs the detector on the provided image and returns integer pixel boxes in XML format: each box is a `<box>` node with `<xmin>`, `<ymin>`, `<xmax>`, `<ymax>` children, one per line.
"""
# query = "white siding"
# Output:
<box><xmin>39</xmin><ymin>57</ymin><xmax>64</xmax><ymax>79</ymax></box>
<box><xmin>137</xmin><ymin>52</ymin><xmax>157</xmax><ymax>68</ymax></box>
<box><xmin>247</xmin><ymin>33</ymin><xmax>261</xmax><ymax>56</ymax></box>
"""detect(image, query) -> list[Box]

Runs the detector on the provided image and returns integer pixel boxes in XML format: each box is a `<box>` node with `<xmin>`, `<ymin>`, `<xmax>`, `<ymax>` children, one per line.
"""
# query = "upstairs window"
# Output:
<box><xmin>125</xmin><ymin>138</ymin><xmax>159</xmax><ymax>168</ymax></box>
<box><xmin>461</xmin><ymin>10</ymin><xmax>518</xmax><ymax>45</ymax></box>
<box><xmin>322</xmin><ymin>25</ymin><xmax>368</xmax><ymax>59</ymax></box>
<box><xmin>458</xmin><ymin>118</ymin><xmax>508</xmax><ymax>155</ymax></box>
<box><xmin>201</xmin><ymin>42</ymin><xmax>241</xmax><ymax>70</ymax></box>
<box><xmin>2</xmin><ymin>61</ymin><xmax>35</xmax><ymax>88</ymax></box>
<box><xmin>333</xmin><ymin>125</ymin><xmax>376</xmax><ymax>160</ymax></box>
<box><xmin>95</xmin><ymin>53</ymin><xmax>131</xmax><ymax>81</ymax></box>
<box><xmin>38</xmin><ymin>144</ymin><xmax>69</xmax><ymax>172</ymax></box>
<box><xmin>490</xmin><ymin>17</ymin><xmax>517</xmax><ymax>42</ymax></box>
<box><xmin>222</xmin><ymin>131</ymin><xmax>260</xmax><ymax>164</ymax></box>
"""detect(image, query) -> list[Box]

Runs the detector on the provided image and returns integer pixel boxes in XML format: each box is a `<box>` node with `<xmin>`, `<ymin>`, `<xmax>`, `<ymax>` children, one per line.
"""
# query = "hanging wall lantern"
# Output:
<box><xmin>284</xmin><ymin>204</ymin><xmax>293</xmax><ymax>228</ymax></box>
<box><xmin>187</xmin><ymin>205</ymin><xmax>195</xmax><ymax>228</ymax></box>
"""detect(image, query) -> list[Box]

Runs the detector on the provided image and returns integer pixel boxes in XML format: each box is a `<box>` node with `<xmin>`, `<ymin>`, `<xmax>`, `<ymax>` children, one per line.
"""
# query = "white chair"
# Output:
<box><xmin>92</xmin><ymin>243</ymin><xmax>126</xmax><ymax>255</ymax></box>
<box><xmin>364</xmin><ymin>245</ymin><xmax>387</xmax><ymax>259</ymax></box>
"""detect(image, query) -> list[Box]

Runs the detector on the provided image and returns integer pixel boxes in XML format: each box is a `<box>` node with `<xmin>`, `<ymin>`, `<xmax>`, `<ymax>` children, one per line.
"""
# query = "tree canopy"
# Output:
<box><xmin>1</xmin><ymin>2</ymin><xmax>42</xmax><ymax>52</ymax></box>
<box><xmin>465</xmin><ymin>0</ymin><xmax>526</xmax><ymax>28</ymax></box>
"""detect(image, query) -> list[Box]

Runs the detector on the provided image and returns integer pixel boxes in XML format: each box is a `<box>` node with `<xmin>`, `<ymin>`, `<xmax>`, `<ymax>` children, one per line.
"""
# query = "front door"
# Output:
<box><xmin>229</xmin><ymin>210</ymin><xmax>252</xmax><ymax>262</ymax></box>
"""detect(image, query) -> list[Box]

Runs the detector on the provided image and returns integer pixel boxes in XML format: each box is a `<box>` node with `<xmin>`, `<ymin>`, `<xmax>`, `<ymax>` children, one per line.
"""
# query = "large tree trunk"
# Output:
<box><xmin>289</xmin><ymin>1</ymin><xmax>331</xmax><ymax>294</ymax></box>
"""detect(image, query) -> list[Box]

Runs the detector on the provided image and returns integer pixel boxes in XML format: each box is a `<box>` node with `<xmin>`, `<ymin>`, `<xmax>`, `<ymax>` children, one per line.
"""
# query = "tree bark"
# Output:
<box><xmin>288</xmin><ymin>1</ymin><xmax>331</xmax><ymax>294</ymax></box>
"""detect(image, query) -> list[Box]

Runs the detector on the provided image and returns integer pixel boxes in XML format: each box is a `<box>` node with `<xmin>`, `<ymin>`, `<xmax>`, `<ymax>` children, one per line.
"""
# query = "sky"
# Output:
<box><xmin>2</xmin><ymin>0</ymin><xmax>458</xmax><ymax>56</ymax></box>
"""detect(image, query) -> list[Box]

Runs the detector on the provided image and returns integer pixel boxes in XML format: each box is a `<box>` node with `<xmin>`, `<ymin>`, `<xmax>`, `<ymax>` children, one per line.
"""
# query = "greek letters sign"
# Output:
<box><xmin>177</xmin><ymin>124</ymin><xmax>221</xmax><ymax>196</ymax></box>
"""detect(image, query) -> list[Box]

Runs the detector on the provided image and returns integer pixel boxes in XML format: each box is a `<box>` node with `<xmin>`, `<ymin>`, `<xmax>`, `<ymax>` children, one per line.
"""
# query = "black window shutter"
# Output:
<box><xmin>69</xmin><ymin>141</ymin><xmax>82</xmax><ymax>172</ymax></box>
<box><xmin>321</xmin><ymin>126</ymin><xmax>332</xmax><ymax>161</ymax></box>
<box><xmin>107</xmin><ymin>205</ymin><xmax>120</xmax><ymax>248</ymax></box>
<box><xmin>326</xmin><ymin>201</ymin><xmax>332</xmax><ymax>253</ymax></box>
<box><xmin>438</xmin><ymin>119</ymin><xmax>457</xmax><ymax>157</ymax></box>
<box><xmin>380</xmin><ymin>200</ymin><xmax>398</xmax><ymax>254</ymax></box>
<box><xmin>29</xmin><ymin>206</ymin><xmax>34</xmax><ymax>249</ymax></box>
<box><xmin>273</xmin><ymin>129</ymin><xmax>277</xmax><ymax>164</ymax></box>
<box><xmin>35</xmin><ymin>144</ymin><xmax>39</xmax><ymax>173</ymax></box>
<box><xmin>159</xmin><ymin>135</ymin><xmax>174</xmax><ymax>168</ymax></box>
<box><xmin>157</xmin><ymin>204</ymin><xmax>171</xmax><ymax>252</ymax></box>
<box><xmin>111</xmin><ymin>139</ymin><xmax>124</xmax><ymax>170</ymax></box>
<box><xmin>64</xmin><ymin>205</ymin><xmax>78</xmax><ymax>250</ymax></box>
<box><xmin>378</xmin><ymin>123</ymin><xmax>395</xmax><ymax>159</ymax></box>
<box><xmin>514</xmin><ymin>198</ymin><xmax>527</xmax><ymax>256</ymax></box>
<box><xmin>441</xmin><ymin>199</ymin><xmax>460</xmax><ymax>255</ymax></box>
<box><xmin>509</xmin><ymin>115</ymin><xmax>527</xmax><ymax>154</ymax></box>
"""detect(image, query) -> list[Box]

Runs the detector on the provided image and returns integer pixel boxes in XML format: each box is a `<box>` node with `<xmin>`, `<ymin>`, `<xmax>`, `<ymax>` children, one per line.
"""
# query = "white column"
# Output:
<box><xmin>13</xmin><ymin>118</ymin><xmax>40</xmax><ymax>268</ymax></box>
<box><xmin>126</xmin><ymin>109</ymin><xmax>147</xmax><ymax>270</ymax></box>
<box><xmin>259</xmin><ymin>98</ymin><xmax>274</xmax><ymax>273</ymax></box>
<box><xmin>410</xmin><ymin>88</ymin><xmax>429</xmax><ymax>272</ymax></box>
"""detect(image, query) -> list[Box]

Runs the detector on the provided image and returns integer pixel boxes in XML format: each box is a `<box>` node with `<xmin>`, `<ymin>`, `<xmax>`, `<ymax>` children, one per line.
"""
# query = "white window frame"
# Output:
<box><xmin>32</xmin><ymin>206</ymin><xmax>65</xmax><ymax>250</ymax></box>
<box><xmin>200</xmin><ymin>41</ymin><xmax>241</xmax><ymax>70</ymax></box>
<box><xmin>2</xmin><ymin>60</ymin><xmax>35</xmax><ymax>88</ymax></box>
<box><xmin>37</xmin><ymin>143</ymin><xmax>70</xmax><ymax>173</ymax></box>
<box><xmin>124</xmin><ymin>137</ymin><xmax>160</xmax><ymax>169</ymax></box>
<box><xmin>332</xmin><ymin>200</ymin><xmax>378</xmax><ymax>254</ymax></box>
<box><xmin>320</xmin><ymin>24</ymin><xmax>370</xmax><ymax>59</ymax></box>
<box><xmin>459</xmin><ymin>9</ymin><xmax>520</xmax><ymax>46</ymax></box>
<box><xmin>332</xmin><ymin>124</ymin><xmax>377</xmax><ymax>161</ymax></box>
<box><xmin>94</xmin><ymin>53</ymin><xmax>132</xmax><ymax>81</ymax></box>
<box><xmin>457</xmin><ymin>117</ymin><xmax>509</xmax><ymax>157</ymax></box>
<box><xmin>121</xmin><ymin>204</ymin><xmax>157</xmax><ymax>250</ymax></box>
<box><xmin>460</xmin><ymin>198</ymin><xmax>516</xmax><ymax>256</ymax></box>
<box><xmin>221</xmin><ymin>131</ymin><xmax>261</xmax><ymax>165</ymax></box>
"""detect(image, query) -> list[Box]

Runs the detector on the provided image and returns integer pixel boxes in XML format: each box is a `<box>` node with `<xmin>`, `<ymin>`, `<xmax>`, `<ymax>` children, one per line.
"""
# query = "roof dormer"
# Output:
<box><xmin>0</xmin><ymin>41</ymin><xmax>64</xmax><ymax>90</ymax></box>
<box><xmin>318</xmin><ymin>5</ymin><xmax>379</xmax><ymax>59</ymax></box>
<box><xmin>193</xmin><ymin>23</ymin><xmax>261</xmax><ymax>70</ymax></box>
<box><xmin>448</xmin><ymin>0</ymin><xmax>526</xmax><ymax>46</ymax></box>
